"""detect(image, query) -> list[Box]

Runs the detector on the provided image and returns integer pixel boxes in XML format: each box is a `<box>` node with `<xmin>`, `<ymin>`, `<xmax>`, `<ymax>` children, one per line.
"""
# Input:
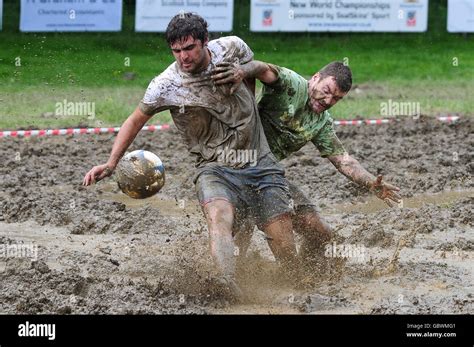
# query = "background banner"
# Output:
<box><xmin>251</xmin><ymin>0</ymin><xmax>429</xmax><ymax>32</ymax></box>
<box><xmin>20</xmin><ymin>0</ymin><xmax>123</xmax><ymax>32</ymax></box>
<box><xmin>135</xmin><ymin>0</ymin><xmax>234</xmax><ymax>32</ymax></box>
<box><xmin>447</xmin><ymin>0</ymin><xmax>474</xmax><ymax>32</ymax></box>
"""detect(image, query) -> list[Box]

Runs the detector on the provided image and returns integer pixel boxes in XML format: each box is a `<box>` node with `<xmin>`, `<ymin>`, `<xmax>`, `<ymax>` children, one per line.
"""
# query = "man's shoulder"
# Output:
<box><xmin>209</xmin><ymin>35</ymin><xmax>247</xmax><ymax>51</ymax></box>
<box><xmin>208</xmin><ymin>36</ymin><xmax>253</xmax><ymax>64</ymax></box>
<box><xmin>262</xmin><ymin>65</ymin><xmax>308</xmax><ymax>101</ymax></box>
<box><xmin>146</xmin><ymin>63</ymin><xmax>181</xmax><ymax>93</ymax></box>
<box><xmin>273</xmin><ymin>65</ymin><xmax>307</xmax><ymax>85</ymax></box>
<box><xmin>152</xmin><ymin>62</ymin><xmax>179</xmax><ymax>84</ymax></box>
<box><xmin>142</xmin><ymin>63</ymin><xmax>182</xmax><ymax>105</ymax></box>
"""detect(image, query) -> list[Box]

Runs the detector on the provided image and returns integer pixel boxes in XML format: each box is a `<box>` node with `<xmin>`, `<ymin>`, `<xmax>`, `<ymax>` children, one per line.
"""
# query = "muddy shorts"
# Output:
<box><xmin>194</xmin><ymin>153</ymin><xmax>293</xmax><ymax>229</ymax></box>
<box><xmin>288</xmin><ymin>181</ymin><xmax>319</xmax><ymax>213</ymax></box>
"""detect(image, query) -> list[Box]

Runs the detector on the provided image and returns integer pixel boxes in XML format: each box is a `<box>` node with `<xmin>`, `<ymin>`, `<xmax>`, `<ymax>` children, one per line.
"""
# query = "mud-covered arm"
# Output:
<box><xmin>240</xmin><ymin>60</ymin><xmax>278</xmax><ymax>84</ymax></box>
<box><xmin>313</xmin><ymin>118</ymin><xmax>401</xmax><ymax>206</ymax></box>
<box><xmin>106</xmin><ymin>107</ymin><xmax>152</xmax><ymax>169</ymax></box>
<box><xmin>327</xmin><ymin>153</ymin><xmax>401</xmax><ymax>207</ymax></box>
<box><xmin>328</xmin><ymin>153</ymin><xmax>376</xmax><ymax>189</ymax></box>
<box><xmin>82</xmin><ymin>106</ymin><xmax>152</xmax><ymax>186</ymax></box>
<box><xmin>211</xmin><ymin>60</ymin><xmax>278</xmax><ymax>94</ymax></box>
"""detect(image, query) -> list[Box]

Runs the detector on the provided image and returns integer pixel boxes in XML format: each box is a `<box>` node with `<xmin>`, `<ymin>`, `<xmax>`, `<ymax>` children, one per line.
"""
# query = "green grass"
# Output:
<box><xmin>0</xmin><ymin>0</ymin><xmax>472</xmax><ymax>129</ymax></box>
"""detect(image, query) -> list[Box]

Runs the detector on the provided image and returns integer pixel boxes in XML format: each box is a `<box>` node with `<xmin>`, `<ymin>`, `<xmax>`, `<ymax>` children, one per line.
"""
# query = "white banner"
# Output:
<box><xmin>448</xmin><ymin>0</ymin><xmax>474</xmax><ymax>32</ymax></box>
<box><xmin>20</xmin><ymin>0</ymin><xmax>123</xmax><ymax>32</ymax></box>
<box><xmin>135</xmin><ymin>0</ymin><xmax>233</xmax><ymax>32</ymax></box>
<box><xmin>251</xmin><ymin>0</ymin><xmax>429</xmax><ymax>32</ymax></box>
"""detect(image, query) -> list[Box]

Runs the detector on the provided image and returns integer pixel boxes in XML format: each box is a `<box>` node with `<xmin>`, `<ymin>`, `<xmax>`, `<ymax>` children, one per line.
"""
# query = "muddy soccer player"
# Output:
<box><xmin>82</xmin><ymin>13</ymin><xmax>301</xmax><ymax>298</ymax></box>
<box><xmin>211</xmin><ymin>61</ymin><xmax>401</xmax><ymax>261</ymax></box>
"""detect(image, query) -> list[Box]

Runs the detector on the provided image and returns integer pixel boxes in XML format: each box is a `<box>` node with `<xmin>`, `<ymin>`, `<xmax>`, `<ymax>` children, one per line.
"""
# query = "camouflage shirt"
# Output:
<box><xmin>258</xmin><ymin>64</ymin><xmax>347</xmax><ymax>161</ymax></box>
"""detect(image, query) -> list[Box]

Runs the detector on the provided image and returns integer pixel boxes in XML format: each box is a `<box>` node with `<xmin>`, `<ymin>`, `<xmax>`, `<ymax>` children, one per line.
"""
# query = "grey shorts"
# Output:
<box><xmin>194</xmin><ymin>153</ymin><xmax>293</xmax><ymax>229</ymax></box>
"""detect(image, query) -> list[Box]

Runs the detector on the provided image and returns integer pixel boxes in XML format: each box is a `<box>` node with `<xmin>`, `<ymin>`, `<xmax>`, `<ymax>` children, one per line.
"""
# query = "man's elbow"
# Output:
<box><xmin>257</xmin><ymin>66</ymin><xmax>277</xmax><ymax>84</ymax></box>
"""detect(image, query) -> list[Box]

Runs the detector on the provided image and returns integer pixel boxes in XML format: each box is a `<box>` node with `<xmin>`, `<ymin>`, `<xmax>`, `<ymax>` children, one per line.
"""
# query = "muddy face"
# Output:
<box><xmin>308</xmin><ymin>74</ymin><xmax>347</xmax><ymax>114</ymax></box>
<box><xmin>170</xmin><ymin>36</ymin><xmax>210</xmax><ymax>74</ymax></box>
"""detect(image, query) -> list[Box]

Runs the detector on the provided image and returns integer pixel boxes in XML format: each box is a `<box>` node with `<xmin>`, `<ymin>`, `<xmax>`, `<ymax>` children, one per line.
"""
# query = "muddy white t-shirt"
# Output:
<box><xmin>139</xmin><ymin>36</ymin><xmax>270</xmax><ymax>169</ymax></box>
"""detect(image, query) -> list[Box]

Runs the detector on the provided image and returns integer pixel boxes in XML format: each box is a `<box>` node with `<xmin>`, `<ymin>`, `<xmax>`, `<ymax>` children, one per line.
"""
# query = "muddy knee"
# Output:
<box><xmin>203</xmin><ymin>200</ymin><xmax>234</xmax><ymax>232</ymax></box>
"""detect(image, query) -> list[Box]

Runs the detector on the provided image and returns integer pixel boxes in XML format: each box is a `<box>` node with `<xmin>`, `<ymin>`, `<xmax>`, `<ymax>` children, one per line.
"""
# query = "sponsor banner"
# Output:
<box><xmin>251</xmin><ymin>0</ymin><xmax>428</xmax><ymax>32</ymax></box>
<box><xmin>447</xmin><ymin>0</ymin><xmax>474</xmax><ymax>32</ymax></box>
<box><xmin>135</xmin><ymin>0</ymin><xmax>233</xmax><ymax>32</ymax></box>
<box><xmin>20</xmin><ymin>0</ymin><xmax>123</xmax><ymax>32</ymax></box>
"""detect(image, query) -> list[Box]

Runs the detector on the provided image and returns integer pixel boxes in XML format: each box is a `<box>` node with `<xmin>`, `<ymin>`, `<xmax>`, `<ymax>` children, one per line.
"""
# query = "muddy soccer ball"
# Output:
<box><xmin>115</xmin><ymin>150</ymin><xmax>165</xmax><ymax>199</ymax></box>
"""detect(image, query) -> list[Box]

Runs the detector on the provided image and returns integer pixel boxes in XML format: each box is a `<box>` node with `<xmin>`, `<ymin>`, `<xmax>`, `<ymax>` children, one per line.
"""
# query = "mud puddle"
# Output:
<box><xmin>328</xmin><ymin>189</ymin><xmax>474</xmax><ymax>214</ymax></box>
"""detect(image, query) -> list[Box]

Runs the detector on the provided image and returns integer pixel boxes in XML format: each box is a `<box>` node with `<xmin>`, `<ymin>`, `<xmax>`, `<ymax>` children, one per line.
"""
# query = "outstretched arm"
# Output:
<box><xmin>82</xmin><ymin>107</ymin><xmax>152</xmax><ymax>186</ymax></box>
<box><xmin>328</xmin><ymin>153</ymin><xmax>401</xmax><ymax>207</ymax></box>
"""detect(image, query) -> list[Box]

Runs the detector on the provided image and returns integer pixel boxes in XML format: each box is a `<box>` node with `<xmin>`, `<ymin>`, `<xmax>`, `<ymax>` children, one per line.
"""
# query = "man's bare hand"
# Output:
<box><xmin>82</xmin><ymin>163</ymin><xmax>114</xmax><ymax>186</ymax></box>
<box><xmin>369</xmin><ymin>175</ymin><xmax>401</xmax><ymax>207</ymax></box>
<box><xmin>211</xmin><ymin>61</ymin><xmax>244</xmax><ymax>94</ymax></box>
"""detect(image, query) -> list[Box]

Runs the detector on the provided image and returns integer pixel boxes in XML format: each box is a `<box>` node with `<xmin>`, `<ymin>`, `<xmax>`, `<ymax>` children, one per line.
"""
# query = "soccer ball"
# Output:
<box><xmin>115</xmin><ymin>150</ymin><xmax>165</xmax><ymax>199</ymax></box>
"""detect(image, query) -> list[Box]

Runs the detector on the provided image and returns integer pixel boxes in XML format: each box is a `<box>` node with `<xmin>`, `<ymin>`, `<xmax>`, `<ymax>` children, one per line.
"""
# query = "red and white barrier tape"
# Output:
<box><xmin>0</xmin><ymin>116</ymin><xmax>460</xmax><ymax>138</ymax></box>
<box><xmin>436</xmin><ymin>115</ymin><xmax>460</xmax><ymax>123</ymax></box>
<box><xmin>334</xmin><ymin>115</ymin><xmax>460</xmax><ymax>126</ymax></box>
<box><xmin>334</xmin><ymin>119</ymin><xmax>391</xmax><ymax>126</ymax></box>
<box><xmin>0</xmin><ymin>124</ymin><xmax>170</xmax><ymax>138</ymax></box>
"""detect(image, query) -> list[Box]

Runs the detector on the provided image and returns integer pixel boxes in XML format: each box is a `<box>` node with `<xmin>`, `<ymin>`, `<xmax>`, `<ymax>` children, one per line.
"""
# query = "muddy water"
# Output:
<box><xmin>329</xmin><ymin>189</ymin><xmax>474</xmax><ymax>214</ymax></box>
<box><xmin>102</xmin><ymin>187</ymin><xmax>474</xmax><ymax>214</ymax></box>
<box><xmin>0</xmin><ymin>117</ymin><xmax>472</xmax><ymax>314</ymax></box>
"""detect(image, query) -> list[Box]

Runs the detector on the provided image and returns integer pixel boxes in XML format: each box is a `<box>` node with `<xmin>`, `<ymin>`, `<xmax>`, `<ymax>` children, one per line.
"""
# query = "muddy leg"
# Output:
<box><xmin>233</xmin><ymin>218</ymin><xmax>254</xmax><ymax>260</ymax></box>
<box><xmin>293</xmin><ymin>206</ymin><xmax>346</xmax><ymax>280</ymax></box>
<box><xmin>261</xmin><ymin>213</ymin><xmax>299</xmax><ymax>278</ymax></box>
<box><xmin>202</xmin><ymin>199</ymin><xmax>243</xmax><ymax>299</ymax></box>
<box><xmin>293</xmin><ymin>207</ymin><xmax>333</xmax><ymax>258</ymax></box>
<box><xmin>203</xmin><ymin>199</ymin><xmax>236</xmax><ymax>277</ymax></box>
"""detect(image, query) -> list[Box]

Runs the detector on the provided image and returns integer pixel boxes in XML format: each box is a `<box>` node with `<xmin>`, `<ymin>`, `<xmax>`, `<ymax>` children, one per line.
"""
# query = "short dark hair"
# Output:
<box><xmin>165</xmin><ymin>12</ymin><xmax>209</xmax><ymax>46</ymax></box>
<box><xmin>318</xmin><ymin>62</ymin><xmax>352</xmax><ymax>93</ymax></box>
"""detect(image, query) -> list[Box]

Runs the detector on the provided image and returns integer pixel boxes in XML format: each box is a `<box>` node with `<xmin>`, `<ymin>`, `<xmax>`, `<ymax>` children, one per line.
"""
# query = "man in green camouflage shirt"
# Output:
<box><xmin>212</xmin><ymin>60</ymin><xmax>401</xmax><ymax>260</ymax></box>
<box><xmin>257</xmin><ymin>63</ymin><xmax>347</xmax><ymax>162</ymax></box>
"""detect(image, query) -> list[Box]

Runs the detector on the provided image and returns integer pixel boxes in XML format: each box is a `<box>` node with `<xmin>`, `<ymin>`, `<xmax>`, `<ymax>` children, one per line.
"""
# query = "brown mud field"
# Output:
<box><xmin>0</xmin><ymin>117</ymin><xmax>473</xmax><ymax>314</ymax></box>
